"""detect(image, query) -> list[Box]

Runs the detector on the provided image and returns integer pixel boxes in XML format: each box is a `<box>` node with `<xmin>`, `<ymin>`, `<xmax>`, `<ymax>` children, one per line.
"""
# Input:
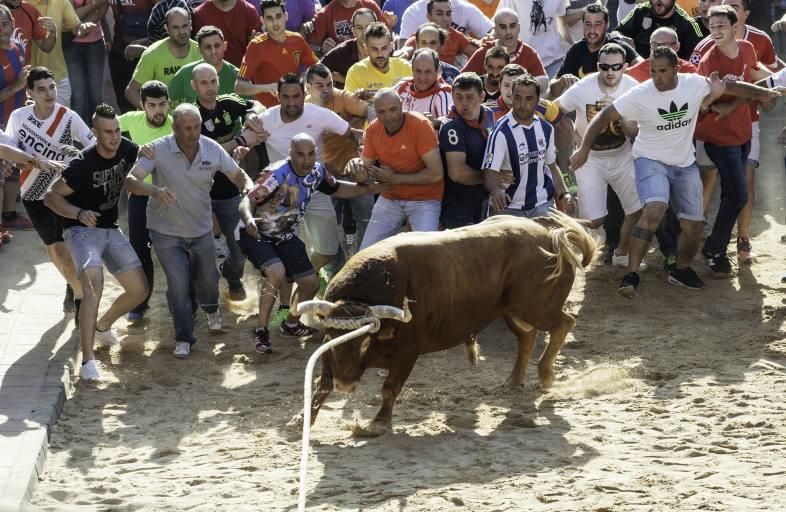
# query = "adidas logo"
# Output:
<box><xmin>657</xmin><ymin>101</ymin><xmax>692</xmax><ymax>131</ymax></box>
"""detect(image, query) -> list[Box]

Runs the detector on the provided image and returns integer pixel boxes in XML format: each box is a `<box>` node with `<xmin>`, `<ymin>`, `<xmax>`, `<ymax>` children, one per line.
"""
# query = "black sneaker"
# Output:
<box><xmin>702</xmin><ymin>249</ymin><xmax>732</xmax><ymax>277</ymax></box>
<box><xmin>618</xmin><ymin>272</ymin><xmax>640</xmax><ymax>299</ymax></box>
<box><xmin>663</xmin><ymin>254</ymin><xmax>677</xmax><ymax>272</ymax></box>
<box><xmin>63</xmin><ymin>284</ymin><xmax>75</xmax><ymax>312</ymax></box>
<box><xmin>254</xmin><ymin>327</ymin><xmax>272</xmax><ymax>353</ymax></box>
<box><xmin>279</xmin><ymin>320</ymin><xmax>317</xmax><ymax>338</ymax></box>
<box><xmin>668</xmin><ymin>267</ymin><xmax>706</xmax><ymax>290</ymax></box>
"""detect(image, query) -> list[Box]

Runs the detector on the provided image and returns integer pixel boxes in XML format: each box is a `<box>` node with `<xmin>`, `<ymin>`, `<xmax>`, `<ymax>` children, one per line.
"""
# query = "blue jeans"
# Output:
<box><xmin>211</xmin><ymin>195</ymin><xmax>245</xmax><ymax>290</ymax></box>
<box><xmin>150</xmin><ymin>230</ymin><xmax>219</xmax><ymax>344</ymax></box>
<box><xmin>360</xmin><ymin>197</ymin><xmax>441</xmax><ymax>250</ymax></box>
<box><xmin>703</xmin><ymin>141</ymin><xmax>751</xmax><ymax>256</ymax></box>
<box><xmin>63</xmin><ymin>39</ymin><xmax>106</xmax><ymax>124</ymax></box>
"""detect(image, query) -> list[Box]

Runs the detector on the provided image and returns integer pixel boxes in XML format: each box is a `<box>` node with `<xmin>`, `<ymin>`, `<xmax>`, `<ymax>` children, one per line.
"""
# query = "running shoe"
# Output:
<box><xmin>95</xmin><ymin>328</ymin><xmax>121</xmax><ymax>347</ymax></box>
<box><xmin>254</xmin><ymin>327</ymin><xmax>273</xmax><ymax>353</ymax></box>
<box><xmin>174</xmin><ymin>341</ymin><xmax>191</xmax><ymax>358</ymax></box>
<box><xmin>668</xmin><ymin>267</ymin><xmax>706</xmax><ymax>290</ymax></box>
<box><xmin>736</xmin><ymin>237</ymin><xmax>756</xmax><ymax>264</ymax></box>
<box><xmin>617</xmin><ymin>272</ymin><xmax>640</xmax><ymax>299</ymax></box>
<box><xmin>2</xmin><ymin>215</ymin><xmax>33</xmax><ymax>230</ymax></box>
<box><xmin>63</xmin><ymin>285</ymin><xmax>75</xmax><ymax>313</ymax></box>
<box><xmin>79</xmin><ymin>360</ymin><xmax>102</xmax><ymax>382</ymax></box>
<box><xmin>207</xmin><ymin>311</ymin><xmax>223</xmax><ymax>333</ymax></box>
<box><xmin>279</xmin><ymin>320</ymin><xmax>317</xmax><ymax>338</ymax></box>
<box><xmin>702</xmin><ymin>249</ymin><xmax>732</xmax><ymax>277</ymax></box>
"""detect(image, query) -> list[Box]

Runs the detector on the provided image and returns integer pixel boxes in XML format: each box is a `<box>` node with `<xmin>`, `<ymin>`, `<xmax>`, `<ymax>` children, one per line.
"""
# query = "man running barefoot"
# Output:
<box><xmin>44</xmin><ymin>105</ymin><xmax>149</xmax><ymax>382</ymax></box>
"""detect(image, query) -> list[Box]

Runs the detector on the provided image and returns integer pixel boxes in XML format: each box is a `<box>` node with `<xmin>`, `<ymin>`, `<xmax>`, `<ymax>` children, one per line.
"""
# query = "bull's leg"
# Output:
<box><xmin>310</xmin><ymin>354</ymin><xmax>335</xmax><ymax>425</ymax></box>
<box><xmin>538</xmin><ymin>312</ymin><xmax>575</xmax><ymax>388</ymax></box>
<box><xmin>354</xmin><ymin>353</ymin><xmax>418</xmax><ymax>438</ymax></box>
<box><xmin>503</xmin><ymin>313</ymin><xmax>538</xmax><ymax>387</ymax></box>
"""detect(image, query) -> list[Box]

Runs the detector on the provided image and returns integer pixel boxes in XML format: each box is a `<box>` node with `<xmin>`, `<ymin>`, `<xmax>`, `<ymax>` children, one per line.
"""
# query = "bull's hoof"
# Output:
<box><xmin>287</xmin><ymin>413</ymin><xmax>304</xmax><ymax>431</ymax></box>
<box><xmin>350</xmin><ymin>420</ymin><xmax>391</xmax><ymax>438</ymax></box>
<box><xmin>538</xmin><ymin>370</ymin><xmax>555</xmax><ymax>389</ymax></box>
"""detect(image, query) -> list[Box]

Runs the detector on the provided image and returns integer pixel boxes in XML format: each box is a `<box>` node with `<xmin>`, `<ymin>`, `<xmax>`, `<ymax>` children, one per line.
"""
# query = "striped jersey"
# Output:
<box><xmin>5</xmin><ymin>104</ymin><xmax>94</xmax><ymax>201</ymax></box>
<box><xmin>395</xmin><ymin>78</ymin><xmax>454</xmax><ymax>118</ymax></box>
<box><xmin>482</xmin><ymin>112</ymin><xmax>555</xmax><ymax>210</ymax></box>
<box><xmin>0</xmin><ymin>42</ymin><xmax>25</xmax><ymax>129</ymax></box>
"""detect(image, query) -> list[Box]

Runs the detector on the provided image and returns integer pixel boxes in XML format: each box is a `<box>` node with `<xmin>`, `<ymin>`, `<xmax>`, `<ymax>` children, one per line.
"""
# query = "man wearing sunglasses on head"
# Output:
<box><xmin>555</xmin><ymin>43</ymin><xmax>642</xmax><ymax>270</ymax></box>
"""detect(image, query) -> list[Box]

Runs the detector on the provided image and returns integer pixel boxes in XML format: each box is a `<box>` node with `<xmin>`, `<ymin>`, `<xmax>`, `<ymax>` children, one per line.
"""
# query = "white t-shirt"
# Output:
<box><xmin>613</xmin><ymin>73</ymin><xmax>711</xmax><ymax>168</ymax></box>
<box><xmin>257</xmin><ymin>103</ymin><xmax>350</xmax><ymax>163</ymax></box>
<box><xmin>498</xmin><ymin>0</ymin><xmax>570</xmax><ymax>67</ymax></box>
<box><xmin>5</xmin><ymin>104</ymin><xmax>94</xmax><ymax>201</ymax></box>
<box><xmin>765</xmin><ymin>68</ymin><xmax>786</xmax><ymax>88</ymax></box>
<box><xmin>558</xmin><ymin>73</ymin><xmax>638</xmax><ymax>157</ymax></box>
<box><xmin>399</xmin><ymin>0</ymin><xmax>493</xmax><ymax>40</ymax></box>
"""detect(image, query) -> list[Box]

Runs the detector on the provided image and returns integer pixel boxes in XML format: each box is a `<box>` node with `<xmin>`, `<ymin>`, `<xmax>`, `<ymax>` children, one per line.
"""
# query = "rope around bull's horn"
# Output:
<box><xmin>298</xmin><ymin>318</ymin><xmax>381</xmax><ymax>512</ymax></box>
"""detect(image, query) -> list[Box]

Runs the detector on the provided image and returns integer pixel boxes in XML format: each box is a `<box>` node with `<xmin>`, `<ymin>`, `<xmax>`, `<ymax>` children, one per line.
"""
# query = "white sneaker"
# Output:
<box><xmin>95</xmin><ymin>328</ymin><xmax>121</xmax><ymax>347</ymax></box>
<box><xmin>173</xmin><ymin>341</ymin><xmax>191</xmax><ymax>358</ymax></box>
<box><xmin>612</xmin><ymin>251</ymin><xmax>648</xmax><ymax>271</ymax></box>
<box><xmin>214</xmin><ymin>236</ymin><xmax>228</xmax><ymax>259</ymax></box>
<box><xmin>79</xmin><ymin>360</ymin><xmax>102</xmax><ymax>382</ymax></box>
<box><xmin>207</xmin><ymin>311</ymin><xmax>223</xmax><ymax>333</ymax></box>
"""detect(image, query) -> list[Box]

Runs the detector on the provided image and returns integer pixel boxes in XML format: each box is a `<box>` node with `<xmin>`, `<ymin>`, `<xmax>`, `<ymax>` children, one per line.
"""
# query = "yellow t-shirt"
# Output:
<box><xmin>344</xmin><ymin>57</ymin><xmax>412</xmax><ymax>95</ymax></box>
<box><xmin>28</xmin><ymin>0</ymin><xmax>81</xmax><ymax>81</ymax></box>
<box><xmin>677</xmin><ymin>0</ymin><xmax>699</xmax><ymax>18</ymax></box>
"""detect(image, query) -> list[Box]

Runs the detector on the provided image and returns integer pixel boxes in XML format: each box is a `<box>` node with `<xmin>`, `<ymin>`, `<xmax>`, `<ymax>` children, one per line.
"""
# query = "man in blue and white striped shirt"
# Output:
<box><xmin>482</xmin><ymin>73</ymin><xmax>573</xmax><ymax>218</ymax></box>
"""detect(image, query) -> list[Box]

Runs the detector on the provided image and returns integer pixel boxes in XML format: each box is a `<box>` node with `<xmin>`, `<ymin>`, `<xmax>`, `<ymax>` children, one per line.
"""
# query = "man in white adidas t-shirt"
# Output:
<box><xmin>571</xmin><ymin>46</ymin><xmax>776</xmax><ymax>298</ymax></box>
<box><xmin>4</xmin><ymin>66</ymin><xmax>94</xmax><ymax>316</ymax></box>
<box><xmin>555</xmin><ymin>42</ymin><xmax>641</xmax><ymax>268</ymax></box>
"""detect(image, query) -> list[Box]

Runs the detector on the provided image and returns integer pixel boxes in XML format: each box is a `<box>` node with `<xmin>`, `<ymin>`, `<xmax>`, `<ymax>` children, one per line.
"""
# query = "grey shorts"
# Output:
<box><xmin>63</xmin><ymin>226</ymin><xmax>141</xmax><ymax>276</ymax></box>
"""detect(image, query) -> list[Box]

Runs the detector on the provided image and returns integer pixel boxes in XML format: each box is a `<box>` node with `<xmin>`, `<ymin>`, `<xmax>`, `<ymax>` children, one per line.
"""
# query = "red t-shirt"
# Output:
<box><xmin>695</xmin><ymin>40</ymin><xmax>758</xmax><ymax>146</ymax></box>
<box><xmin>626</xmin><ymin>58</ymin><xmax>697</xmax><ymax>83</ymax></box>
<box><xmin>307</xmin><ymin>0</ymin><xmax>384</xmax><ymax>46</ymax></box>
<box><xmin>462</xmin><ymin>40</ymin><xmax>546</xmax><ymax>77</ymax></box>
<box><xmin>404</xmin><ymin>27</ymin><xmax>473</xmax><ymax>65</ymax></box>
<box><xmin>10</xmin><ymin>3</ymin><xmax>47</xmax><ymax>63</ymax></box>
<box><xmin>238</xmin><ymin>32</ymin><xmax>318</xmax><ymax>107</ymax></box>
<box><xmin>193</xmin><ymin>0</ymin><xmax>261</xmax><ymax>67</ymax></box>
<box><xmin>362</xmin><ymin>112</ymin><xmax>443</xmax><ymax>201</ymax></box>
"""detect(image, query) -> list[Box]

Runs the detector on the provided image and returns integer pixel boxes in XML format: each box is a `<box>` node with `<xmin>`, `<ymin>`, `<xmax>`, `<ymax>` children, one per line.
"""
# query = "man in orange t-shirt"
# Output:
<box><xmin>346</xmin><ymin>88</ymin><xmax>444</xmax><ymax>249</ymax></box>
<box><xmin>235</xmin><ymin>0</ymin><xmax>318</xmax><ymax>107</ymax></box>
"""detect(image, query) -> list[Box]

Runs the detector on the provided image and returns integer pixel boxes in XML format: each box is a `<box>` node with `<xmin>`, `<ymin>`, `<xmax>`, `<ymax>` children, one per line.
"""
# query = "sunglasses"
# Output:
<box><xmin>598</xmin><ymin>63</ymin><xmax>624</xmax><ymax>71</ymax></box>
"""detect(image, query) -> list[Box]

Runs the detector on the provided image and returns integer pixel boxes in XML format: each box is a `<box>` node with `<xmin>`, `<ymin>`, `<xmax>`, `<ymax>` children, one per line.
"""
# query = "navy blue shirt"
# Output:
<box><xmin>438</xmin><ymin>105</ymin><xmax>495</xmax><ymax>202</ymax></box>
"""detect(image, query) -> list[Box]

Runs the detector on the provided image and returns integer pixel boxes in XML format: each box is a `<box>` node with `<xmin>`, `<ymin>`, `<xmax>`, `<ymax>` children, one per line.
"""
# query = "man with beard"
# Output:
<box><xmin>125</xmin><ymin>7</ymin><xmax>201</xmax><ymax>108</ymax></box>
<box><xmin>345</xmin><ymin>22</ymin><xmax>411</xmax><ymax>95</ymax></box>
<box><xmin>462</xmin><ymin>8</ymin><xmax>547</xmax><ymax>93</ymax></box>
<box><xmin>438</xmin><ymin>72</ymin><xmax>494</xmax><ymax>228</ymax></box>
<box><xmin>239</xmin><ymin>134</ymin><xmax>381</xmax><ymax>353</ymax></box>
<box><xmin>616</xmin><ymin>0</ymin><xmax>703</xmax><ymax>59</ymax></box>
<box><xmin>346</xmin><ymin>89</ymin><xmax>444</xmax><ymax>249</ymax></box>
<box><xmin>320</xmin><ymin>8</ymin><xmax>376</xmax><ymax>89</ymax></box>
<box><xmin>571</xmin><ymin>46</ymin><xmax>778</xmax><ymax>297</ymax></box>
<box><xmin>395</xmin><ymin>48</ymin><xmax>454</xmax><ymax>121</ymax></box>
<box><xmin>44</xmin><ymin>105</ymin><xmax>148</xmax><ymax>382</ymax></box>
<box><xmin>554</xmin><ymin>43</ymin><xmax>642</xmax><ymax>268</ymax></box>
<box><xmin>119</xmin><ymin>80</ymin><xmax>173</xmax><ymax>322</ymax></box>
<box><xmin>235</xmin><ymin>0</ymin><xmax>318</xmax><ymax>107</ymax></box>
<box><xmin>550</xmin><ymin>3</ymin><xmax>640</xmax><ymax>97</ymax></box>
<box><xmin>125</xmin><ymin>103</ymin><xmax>254</xmax><ymax>359</ymax></box>
<box><xmin>479</xmin><ymin>46</ymin><xmax>508</xmax><ymax>106</ymax></box>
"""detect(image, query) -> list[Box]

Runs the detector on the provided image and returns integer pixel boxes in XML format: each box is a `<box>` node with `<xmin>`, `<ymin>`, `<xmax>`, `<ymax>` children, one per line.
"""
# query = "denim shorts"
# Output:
<box><xmin>633</xmin><ymin>158</ymin><xmax>704</xmax><ymax>221</ymax></box>
<box><xmin>63</xmin><ymin>226</ymin><xmax>141</xmax><ymax>276</ymax></box>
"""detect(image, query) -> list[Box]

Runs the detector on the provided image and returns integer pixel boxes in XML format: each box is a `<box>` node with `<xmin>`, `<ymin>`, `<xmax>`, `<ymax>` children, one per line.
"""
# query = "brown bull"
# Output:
<box><xmin>305</xmin><ymin>211</ymin><xmax>595</xmax><ymax>436</ymax></box>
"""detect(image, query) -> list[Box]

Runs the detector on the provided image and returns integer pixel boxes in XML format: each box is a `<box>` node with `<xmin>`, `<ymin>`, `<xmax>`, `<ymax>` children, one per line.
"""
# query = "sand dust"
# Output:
<box><xmin>28</xmin><ymin>118</ymin><xmax>786</xmax><ymax>510</ymax></box>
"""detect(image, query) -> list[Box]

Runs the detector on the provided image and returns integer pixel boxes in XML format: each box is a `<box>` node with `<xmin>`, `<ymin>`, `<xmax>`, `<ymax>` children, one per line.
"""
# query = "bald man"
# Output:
<box><xmin>346</xmin><ymin>88</ymin><xmax>444</xmax><ymax>249</ymax></box>
<box><xmin>239</xmin><ymin>133</ymin><xmax>382</xmax><ymax>353</ymax></box>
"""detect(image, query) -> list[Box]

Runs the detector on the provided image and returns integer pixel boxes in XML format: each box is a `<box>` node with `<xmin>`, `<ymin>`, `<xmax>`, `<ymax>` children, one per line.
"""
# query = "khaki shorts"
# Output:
<box><xmin>303</xmin><ymin>191</ymin><xmax>339</xmax><ymax>256</ymax></box>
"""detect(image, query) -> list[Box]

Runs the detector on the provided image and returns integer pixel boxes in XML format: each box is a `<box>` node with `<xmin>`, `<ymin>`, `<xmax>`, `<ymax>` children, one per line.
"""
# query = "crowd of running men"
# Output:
<box><xmin>0</xmin><ymin>0</ymin><xmax>783</xmax><ymax>381</ymax></box>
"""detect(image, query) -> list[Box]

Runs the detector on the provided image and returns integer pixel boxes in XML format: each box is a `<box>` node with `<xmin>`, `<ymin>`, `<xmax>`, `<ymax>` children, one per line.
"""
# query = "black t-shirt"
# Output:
<box><xmin>480</xmin><ymin>75</ymin><xmax>501</xmax><ymax>103</ymax></box>
<box><xmin>198</xmin><ymin>93</ymin><xmax>253</xmax><ymax>199</ymax></box>
<box><xmin>62</xmin><ymin>138</ymin><xmax>139</xmax><ymax>230</ymax></box>
<box><xmin>557</xmin><ymin>34</ymin><xmax>640</xmax><ymax>78</ymax></box>
<box><xmin>616</xmin><ymin>3</ymin><xmax>704</xmax><ymax>59</ymax></box>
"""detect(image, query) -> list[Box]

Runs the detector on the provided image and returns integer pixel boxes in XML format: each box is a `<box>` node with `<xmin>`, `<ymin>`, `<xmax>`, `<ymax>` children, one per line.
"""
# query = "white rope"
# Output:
<box><xmin>298</xmin><ymin>319</ymin><xmax>381</xmax><ymax>512</ymax></box>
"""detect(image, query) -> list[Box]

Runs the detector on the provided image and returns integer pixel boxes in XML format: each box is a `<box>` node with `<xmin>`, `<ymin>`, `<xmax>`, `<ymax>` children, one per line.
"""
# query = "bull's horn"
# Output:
<box><xmin>367</xmin><ymin>303</ymin><xmax>412</xmax><ymax>323</ymax></box>
<box><xmin>295</xmin><ymin>300</ymin><xmax>337</xmax><ymax>317</ymax></box>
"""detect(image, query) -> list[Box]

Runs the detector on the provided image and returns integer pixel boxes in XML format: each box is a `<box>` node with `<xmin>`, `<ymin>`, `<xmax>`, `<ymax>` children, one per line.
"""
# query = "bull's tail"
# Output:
<box><xmin>541</xmin><ymin>209</ymin><xmax>597</xmax><ymax>282</ymax></box>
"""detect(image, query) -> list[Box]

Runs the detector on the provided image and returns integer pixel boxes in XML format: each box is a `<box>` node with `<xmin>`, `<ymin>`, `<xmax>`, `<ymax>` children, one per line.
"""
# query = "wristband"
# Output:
<box><xmin>234</xmin><ymin>134</ymin><xmax>247</xmax><ymax>147</ymax></box>
<box><xmin>76</xmin><ymin>209</ymin><xmax>84</xmax><ymax>221</ymax></box>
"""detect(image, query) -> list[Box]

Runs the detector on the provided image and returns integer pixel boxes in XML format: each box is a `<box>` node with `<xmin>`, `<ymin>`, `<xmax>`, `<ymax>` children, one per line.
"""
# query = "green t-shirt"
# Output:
<box><xmin>167</xmin><ymin>60</ymin><xmax>240</xmax><ymax>109</ymax></box>
<box><xmin>119</xmin><ymin>111</ymin><xmax>174</xmax><ymax>183</ymax></box>
<box><xmin>131</xmin><ymin>38</ymin><xmax>201</xmax><ymax>86</ymax></box>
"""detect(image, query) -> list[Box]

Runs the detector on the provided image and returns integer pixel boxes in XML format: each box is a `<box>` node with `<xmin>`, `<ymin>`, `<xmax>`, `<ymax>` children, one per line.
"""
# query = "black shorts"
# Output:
<box><xmin>22</xmin><ymin>200</ymin><xmax>63</xmax><ymax>246</ymax></box>
<box><xmin>238</xmin><ymin>230</ymin><xmax>315</xmax><ymax>282</ymax></box>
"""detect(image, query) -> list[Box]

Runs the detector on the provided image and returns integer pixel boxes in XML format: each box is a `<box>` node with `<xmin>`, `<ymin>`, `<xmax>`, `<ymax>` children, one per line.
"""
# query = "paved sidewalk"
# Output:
<box><xmin>0</xmin><ymin>231</ymin><xmax>80</xmax><ymax>512</ymax></box>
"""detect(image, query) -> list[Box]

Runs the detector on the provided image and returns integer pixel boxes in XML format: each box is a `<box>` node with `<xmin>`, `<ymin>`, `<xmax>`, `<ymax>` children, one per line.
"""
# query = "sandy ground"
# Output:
<box><xmin>27</xmin><ymin>110</ymin><xmax>786</xmax><ymax>510</ymax></box>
